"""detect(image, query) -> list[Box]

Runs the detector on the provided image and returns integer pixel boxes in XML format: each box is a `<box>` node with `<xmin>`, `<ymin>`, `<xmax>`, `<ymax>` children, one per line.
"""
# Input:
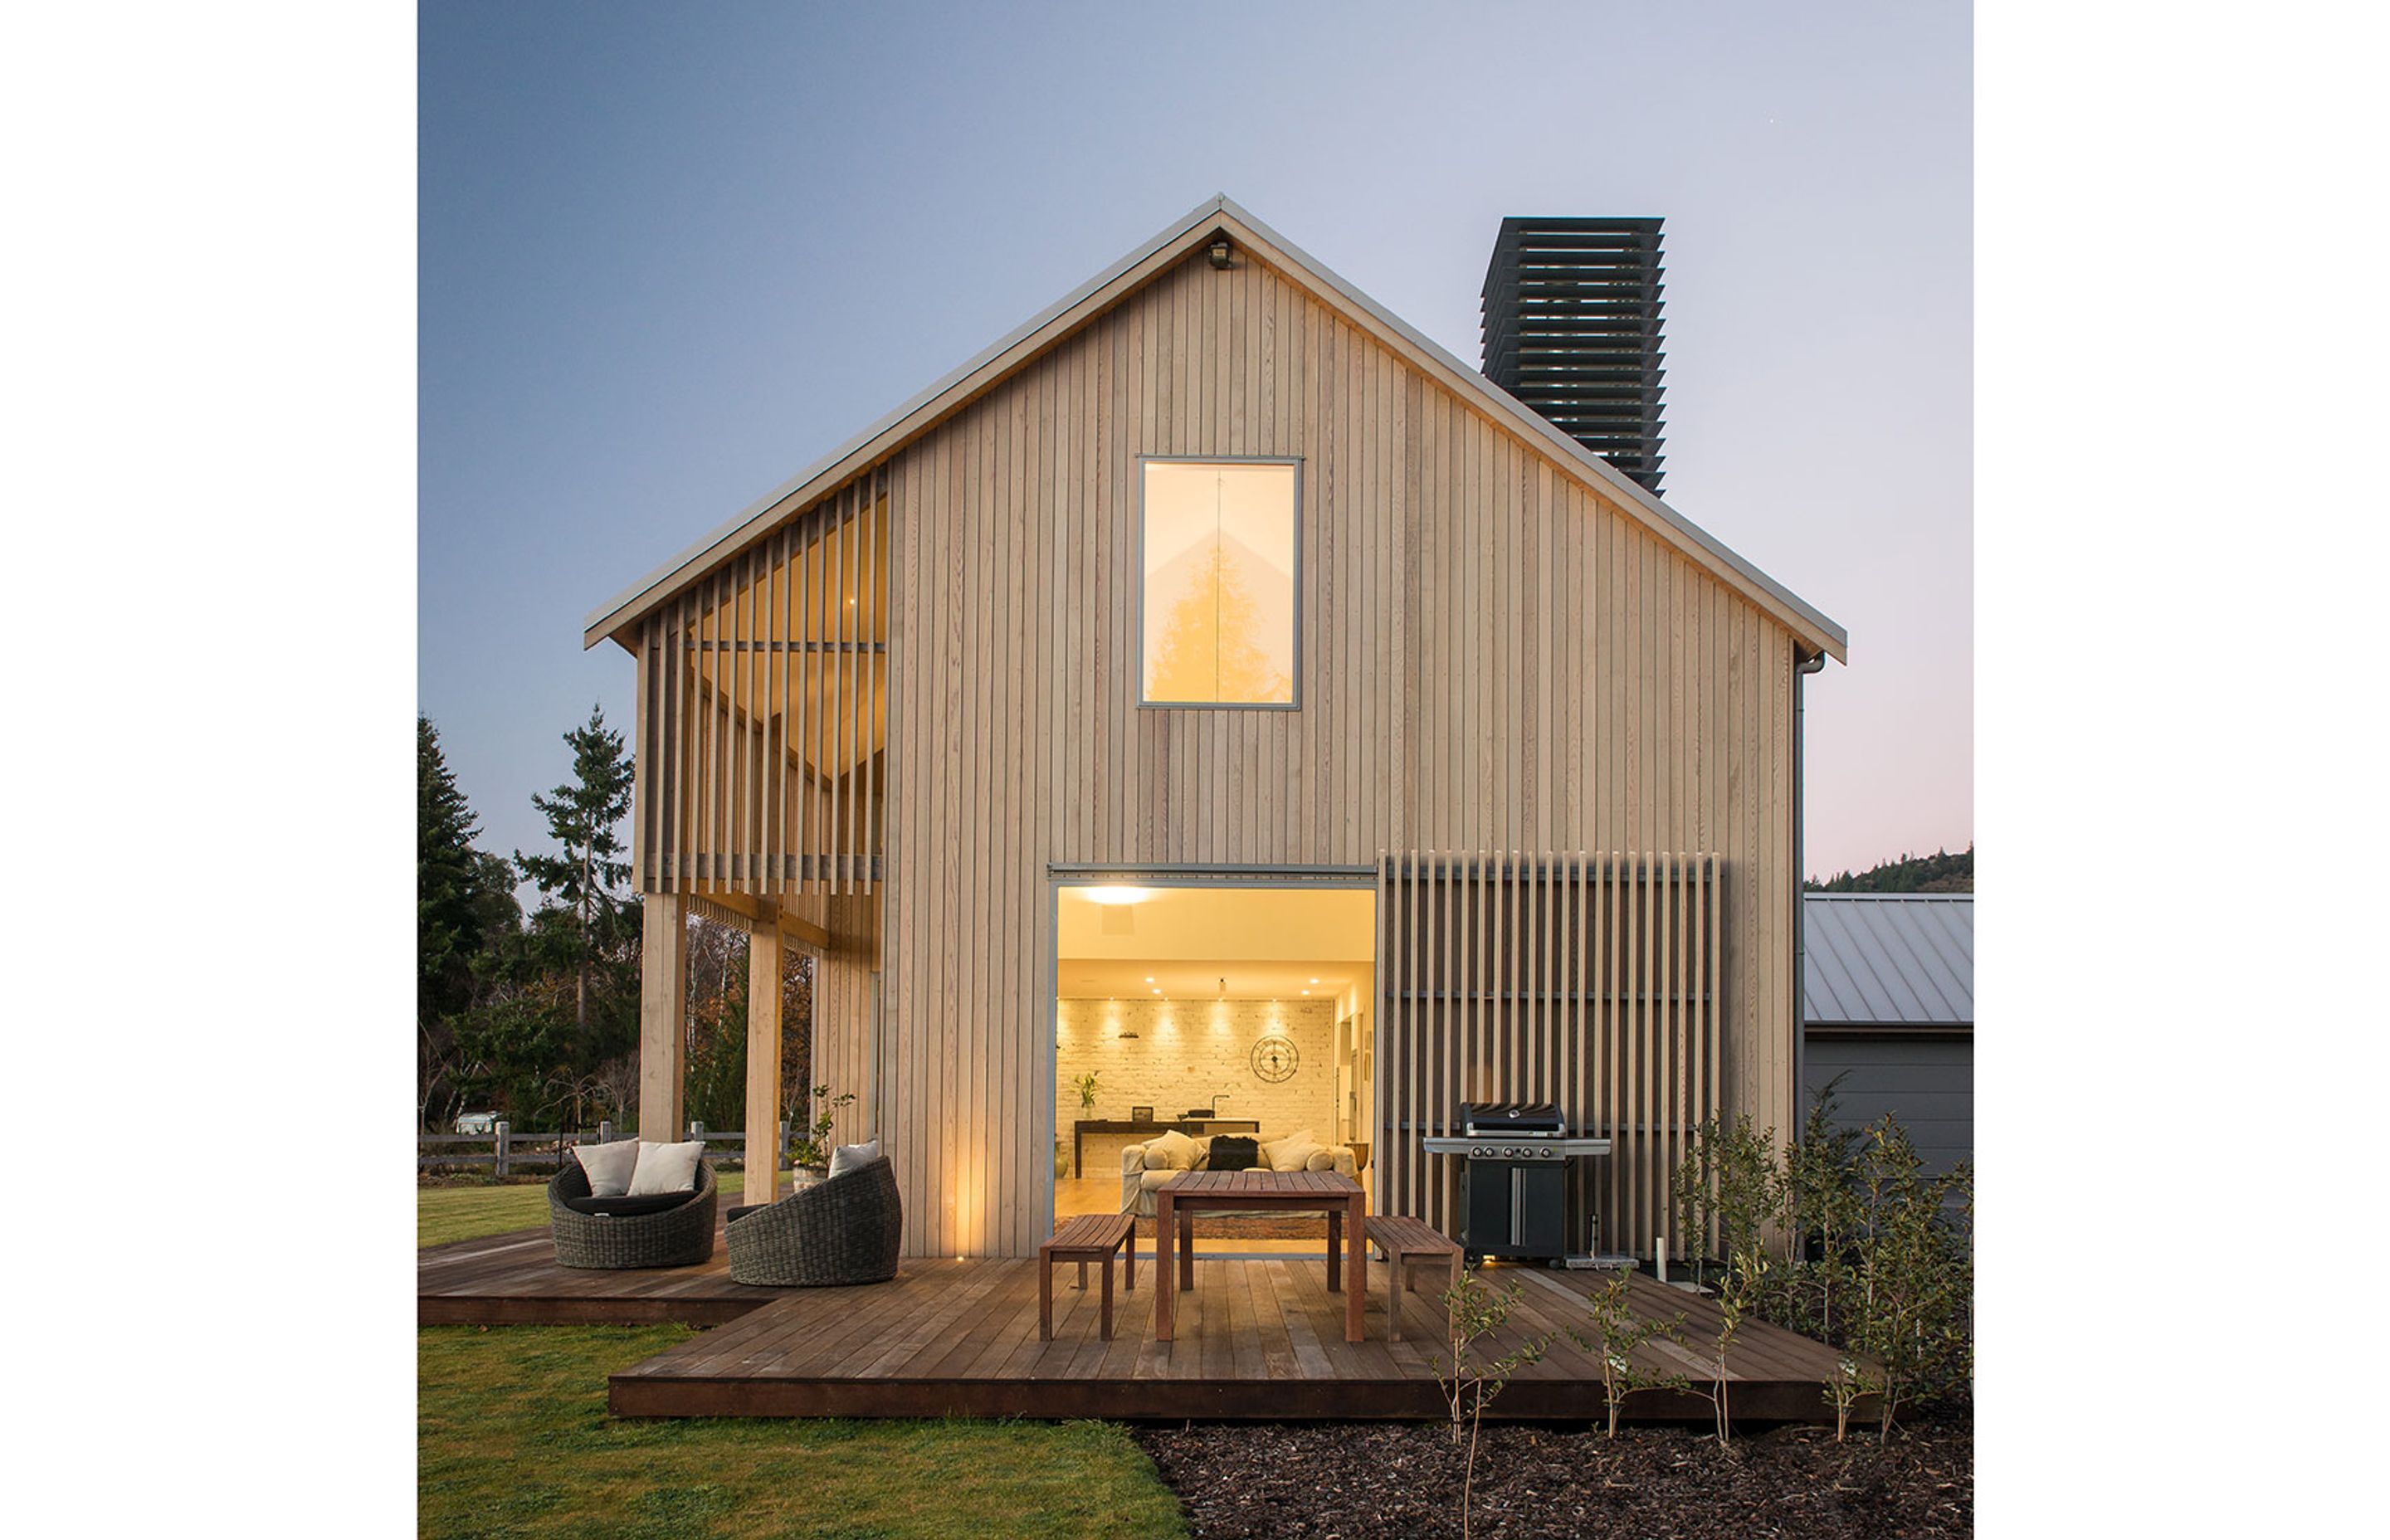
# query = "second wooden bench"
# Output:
<box><xmin>1365</xmin><ymin>1215</ymin><xmax>1462</xmax><ymax>1341</ymax></box>
<box><xmin>1037</xmin><ymin>1211</ymin><xmax>1137</xmax><ymax>1341</ymax></box>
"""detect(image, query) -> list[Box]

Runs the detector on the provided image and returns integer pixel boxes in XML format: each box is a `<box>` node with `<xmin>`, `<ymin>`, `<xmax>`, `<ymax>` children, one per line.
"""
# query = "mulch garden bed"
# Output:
<box><xmin>1134</xmin><ymin>1416</ymin><xmax>1971</xmax><ymax>1539</ymax></box>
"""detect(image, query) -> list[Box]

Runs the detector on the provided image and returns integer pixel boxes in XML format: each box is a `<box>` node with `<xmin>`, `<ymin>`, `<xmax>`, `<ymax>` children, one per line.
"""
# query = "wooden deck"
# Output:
<box><xmin>418</xmin><ymin>1222</ymin><xmax>782</xmax><ymax>1326</ymax></box>
<box><xmin>419</xmin><ymin>1224</ymin><xmax>1857</xmax><ymax>1422</ymax></box>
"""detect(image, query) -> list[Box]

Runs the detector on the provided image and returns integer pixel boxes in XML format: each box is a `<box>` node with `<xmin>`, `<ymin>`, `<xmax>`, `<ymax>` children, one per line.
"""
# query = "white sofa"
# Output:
<box><xmin>1117</xmin><ymin>1131</ymin><xmax>1359</xmax><ymax>1218</ymax></box>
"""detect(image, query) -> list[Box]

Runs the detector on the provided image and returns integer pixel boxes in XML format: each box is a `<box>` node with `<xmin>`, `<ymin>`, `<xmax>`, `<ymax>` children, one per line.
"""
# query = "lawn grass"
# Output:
<box><xmin>419</xmin><ymin>1325</ymin><xmax>1188</xmax><ymax>1539</ymax></box>
<box><xmin>417</xmin><ymin>1171</ymin><xmax>795</xmax><ymax>1249</ymax></box>
<box><xmin>418</xmin><ymin>1182</ymin><xmax>554</xmax><ymax>1247</ymax></box>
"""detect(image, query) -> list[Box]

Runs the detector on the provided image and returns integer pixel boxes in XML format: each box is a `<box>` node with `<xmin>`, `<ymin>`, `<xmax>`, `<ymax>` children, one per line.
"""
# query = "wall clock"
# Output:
<box><xmin>1249</xmin><ymin>1035</ymin><xmax>1300</xmax><ymax>1084</ymax></box>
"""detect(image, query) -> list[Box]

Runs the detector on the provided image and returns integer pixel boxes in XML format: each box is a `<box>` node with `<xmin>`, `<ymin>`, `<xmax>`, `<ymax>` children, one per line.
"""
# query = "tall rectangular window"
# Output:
<box><xmin>1140</xmin><ymin>460</ymin><xmax>1298</xmax><ymax>705</ymax></box>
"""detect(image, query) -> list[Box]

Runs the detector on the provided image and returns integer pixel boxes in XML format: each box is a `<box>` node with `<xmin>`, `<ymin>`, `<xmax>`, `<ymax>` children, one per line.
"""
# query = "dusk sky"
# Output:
<box><xmin>421</xmin><ymin>0</ymin><xmax>1971</xmax><ymax>885</ymax></box>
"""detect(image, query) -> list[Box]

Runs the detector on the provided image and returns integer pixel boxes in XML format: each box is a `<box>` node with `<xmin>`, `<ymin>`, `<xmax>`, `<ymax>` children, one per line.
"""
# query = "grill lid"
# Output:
<box><xmin>1460</xmin><ymin>1101</ymin><xmax>1567</xmax><ymax>1137</ymax></box>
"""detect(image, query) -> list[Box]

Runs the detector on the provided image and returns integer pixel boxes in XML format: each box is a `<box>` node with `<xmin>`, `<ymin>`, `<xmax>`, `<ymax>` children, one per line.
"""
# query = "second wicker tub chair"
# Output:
<box><xmin>548</xmin><ymin>1155</ymin><xmax>719</xmax><ymax>1270</ymax></box>
<box><xmin>727</xmin><ymin>1154</ymin><xmax>903</xmax><ymax>1286</ymax></box>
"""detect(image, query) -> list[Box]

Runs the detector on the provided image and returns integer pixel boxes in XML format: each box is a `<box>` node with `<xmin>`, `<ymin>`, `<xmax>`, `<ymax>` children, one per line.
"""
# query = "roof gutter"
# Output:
<box><xmin>1793</xmin><ymin>645</ymin><xmax>1827</xmax><ymax>1132</ymax></box>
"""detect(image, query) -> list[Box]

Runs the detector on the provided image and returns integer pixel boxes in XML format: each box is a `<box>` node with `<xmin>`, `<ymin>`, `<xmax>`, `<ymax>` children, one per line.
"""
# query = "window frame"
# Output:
<box><xmin>1133</xmin><ymin>455</ymin><xmax>1305</xmax><ymax>711</ymax></box>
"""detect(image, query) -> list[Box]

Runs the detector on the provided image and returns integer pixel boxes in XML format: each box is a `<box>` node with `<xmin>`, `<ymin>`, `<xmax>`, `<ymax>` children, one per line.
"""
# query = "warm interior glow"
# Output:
<box><xmin>1081</xmin><ymin>885</ymin><xmax>1156</xmax><ymax>906</ymax></box>
<box><xmin>1142</xmin><ymin>461</ymin><xmax>1295</xmax><ymax>704</ymax></box>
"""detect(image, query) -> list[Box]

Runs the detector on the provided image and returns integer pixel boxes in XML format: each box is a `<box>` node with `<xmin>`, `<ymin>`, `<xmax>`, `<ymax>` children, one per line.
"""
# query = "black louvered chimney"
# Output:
<box><xmin>1480</xmin><ymin>217</ymin><xmax>1666</xmax><ymax>496</ymax></box>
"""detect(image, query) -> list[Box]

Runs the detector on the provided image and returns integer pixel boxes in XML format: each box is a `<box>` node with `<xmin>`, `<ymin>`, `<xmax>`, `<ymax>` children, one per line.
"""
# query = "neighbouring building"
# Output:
<box><xmin>1802</xmin><ymin>892</ymin><xmax>1973</xmax><ymax>1177</ymax></box>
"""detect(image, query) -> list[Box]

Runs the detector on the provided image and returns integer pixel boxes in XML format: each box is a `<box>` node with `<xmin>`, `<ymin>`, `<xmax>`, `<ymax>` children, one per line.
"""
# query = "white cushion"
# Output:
<box><xmin>574</xmin><ymin>1138</ymin><xmax>641</xmax><ymax>1197</ymax></box>
<box><xmin>626</xmin><ymin>1139</ymin><xmax>705</xmax><ymax>1196</ymax></box>
<box><xmin>1305</xmin><ymin>1148</ymin><xmax>1344</xmax><ymax>1172</ymax></box>
<box><xmin>1261</xmin><ymin>1129</ymin><xmax>1318</xmax><ymax>1172</ymax></box>
<box><xmin>829</xmin><ymin>1138</ymin><xmax>881</xmax><ymax>1177</ymax></box>
<box><xmin>1143</xmin><ymin>1128</ymin><xmax>1200</xmax><ymax>1171</ymax></box>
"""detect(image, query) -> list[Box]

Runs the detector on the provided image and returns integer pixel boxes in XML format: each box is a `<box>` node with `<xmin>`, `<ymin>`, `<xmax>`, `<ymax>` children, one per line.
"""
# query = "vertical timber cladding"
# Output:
<box><xmin>632</xmin><ymin>475</ymin><xmax>890</xmax><ymax>897</ymax></box>
<box><xmin>1378</xmin><ymin>851</ymin><xmax>1722</xmax><ymax>1260</ymax></box>
<box><xmin>870</xmin><ymin>247</ymin><xmax>1802</xmax><ymax>1259</ymax></box>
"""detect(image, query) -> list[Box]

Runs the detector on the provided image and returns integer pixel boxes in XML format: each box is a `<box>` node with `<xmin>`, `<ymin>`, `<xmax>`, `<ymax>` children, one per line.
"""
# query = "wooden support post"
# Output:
<box><xmin>494</xmin><ymin>1119</ymin><xmax>510</xmax><ymax>1178</ymax></box>
<box><xmin>639</xmin><ymin>894</ymin><xmax>688</xmax><ymax>1142</ymax></box>
<box><xmin>746</xmin><ymin>923</ymin><xmax>784</xmax><ymax>1208</ymax></box>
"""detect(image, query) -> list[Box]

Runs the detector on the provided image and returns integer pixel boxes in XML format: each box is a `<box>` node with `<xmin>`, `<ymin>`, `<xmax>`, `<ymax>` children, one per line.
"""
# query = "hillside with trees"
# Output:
<box><xmin>1807</xmin><ymin>844</ymin><xmax>1973</xmax><ymax>894</ymax></box>
<box><xmin>417</xmin><ymin>708</ymin><xmax>812</xmax><ymax>1135</ymax></box>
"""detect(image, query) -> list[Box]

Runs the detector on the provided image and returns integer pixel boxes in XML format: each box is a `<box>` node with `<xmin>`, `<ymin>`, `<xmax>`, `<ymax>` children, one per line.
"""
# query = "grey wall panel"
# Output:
<box><xmin>1802</xmin><ymin>1036</ymin><xmax>1973</xmax><ymax>1179</ymax></box>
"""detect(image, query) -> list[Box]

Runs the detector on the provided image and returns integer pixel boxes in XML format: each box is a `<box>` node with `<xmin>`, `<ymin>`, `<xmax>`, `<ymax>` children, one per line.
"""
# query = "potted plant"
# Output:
<box><xmin>787</xmin><ymin>1083</ymin><xmax>858</xmax><ymax>1191</ymax></box>
<box><xmin>1071</xmin><ymin>1072</ymin><xmax>1100</xmax><ymax>1115</ymax></box>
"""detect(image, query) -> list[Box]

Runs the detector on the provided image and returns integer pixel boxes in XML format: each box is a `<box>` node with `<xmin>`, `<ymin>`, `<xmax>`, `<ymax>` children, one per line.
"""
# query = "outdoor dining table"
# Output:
<box><xmin>1152</xmin><ymin>1168</ymin><xmax>1368</xmax><ymax>1344</ymax></box>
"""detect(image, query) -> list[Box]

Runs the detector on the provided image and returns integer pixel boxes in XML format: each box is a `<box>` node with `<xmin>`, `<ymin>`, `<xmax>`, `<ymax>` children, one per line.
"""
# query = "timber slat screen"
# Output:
<box><xmin>1479</xmin><ymin>217</ymin><xmax>1667</xmax><ymax>495</ymax></box>
<box><xmin>634</xmin><ymin>473</ymin><xmax>890</xmax><ymax>896</ymax></box>
<box><xmin>1377</xmin><ymin>850</ymin><xmax>1721</xmax><ymax>1260</ymax></box>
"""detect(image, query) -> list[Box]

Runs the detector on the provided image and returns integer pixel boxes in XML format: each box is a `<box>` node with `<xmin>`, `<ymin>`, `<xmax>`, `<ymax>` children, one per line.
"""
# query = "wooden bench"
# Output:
<box><xmin>1366</xmin><ymin>1215</ymin><xmax>1462</xmax><ymax>1341</ymax></box>
<box><xmin>1038</xmin><ymin>1211</ymin><xmax>1137</xmax><ymax>1341</ymax></box>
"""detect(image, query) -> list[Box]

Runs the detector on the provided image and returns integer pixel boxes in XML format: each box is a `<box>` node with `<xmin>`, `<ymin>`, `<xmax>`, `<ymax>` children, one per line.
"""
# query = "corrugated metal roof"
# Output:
<box><xmin>1803</xmin><ymin>894</ymin><xmax>1973</xmax><ymax>1027</ymax></box>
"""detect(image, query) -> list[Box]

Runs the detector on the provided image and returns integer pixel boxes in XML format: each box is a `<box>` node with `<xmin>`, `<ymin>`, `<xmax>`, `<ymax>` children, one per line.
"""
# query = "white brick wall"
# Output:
<box><xmin>1056</xmin><ymin>997</ymin><xmax>1339</xmax><ymax>1167</ymax></box>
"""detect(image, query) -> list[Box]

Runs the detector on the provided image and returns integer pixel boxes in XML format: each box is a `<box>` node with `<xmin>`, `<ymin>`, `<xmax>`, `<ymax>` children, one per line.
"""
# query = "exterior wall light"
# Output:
<box><xmin>1207</xmin><ymin>235</ymin><xmax>1232</xmax><ymax>269</ymax></box>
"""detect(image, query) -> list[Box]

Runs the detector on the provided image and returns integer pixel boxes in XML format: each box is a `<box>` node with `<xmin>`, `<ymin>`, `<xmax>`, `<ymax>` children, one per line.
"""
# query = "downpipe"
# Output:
<box><xmin>1792</xmin><ymin>648</ymin><xmax>1826</xmax><ymax>1133</ymax></box>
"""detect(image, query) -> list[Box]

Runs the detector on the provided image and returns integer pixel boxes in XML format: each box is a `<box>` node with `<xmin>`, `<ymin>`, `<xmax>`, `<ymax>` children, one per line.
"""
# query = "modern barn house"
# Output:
<box><xmin>581</xmin><ymin>195</ymin><xmax>1846</xmax><ymax>1266</ymax></box>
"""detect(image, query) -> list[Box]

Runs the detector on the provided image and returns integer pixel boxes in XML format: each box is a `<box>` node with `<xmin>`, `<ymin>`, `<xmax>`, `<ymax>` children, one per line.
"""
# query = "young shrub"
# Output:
<box><xmin>1783</xmin><ymin>1078</ymin><xmax>1868</xmax><ymax>1343</ymax></box>
<box><xmin>1703</xmin><ymin>1246</ymin><xmax>1769</xmax><ymax>1446</ymax></box>
<box><xmin>1567</xmin><ymin>1270</ymin><xmax>1689</xmax><ymax>1438</ymax></box>
<box><xmin>1671</xmin><ymin>1115</ymin><xmax>1785</xmax><ymax>1306</ymax></box>
<box><xmin>1850</xmin><ymin>1118</ymin><xmax>1973</xmax><ymax>1432</ymax></box>
<box><xmin>1822</xmin><ymin>1354</ymin><xmax>1880</xmax><ymax>1444</ymax></box>
<box><xmin>1435</xmin><ymin>1266</ymin><xmax>1546</xmax><ymax>1539</ymax></box>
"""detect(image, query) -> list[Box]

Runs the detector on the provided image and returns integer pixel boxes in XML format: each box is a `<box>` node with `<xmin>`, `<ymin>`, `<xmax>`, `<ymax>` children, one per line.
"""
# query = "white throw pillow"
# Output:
<box><xmin>1305</xmin><ymin>1148</ymin><xmax>1344</xmax><ymax>1172</ymax></box>
<box><xmin>626</xmin><ymin>1139</ymin><xmax>705</xmax><ymax>1196</ymax></box>
<box><xmin>1272</xmin><ymin>1141</ymin><xmax>1323</xmax><ymax>1173</ymax></box>
<box><xmin>1261</xmin><ymin>1129</ymin><xmax>1318</xmax><ymax>1172</ymax></box>
<box><xmin>574</xmin><ymin>1138</ymin><xmax>641</xmax><ymax>1197</ymax></box>
<box><xmin>829</xmin><ymin>1138</ymin><xmax>882</xmax><ymax>1177</ymax></box>
<box><xmin>1143</xmin><ymin>1128</ymin><xmax>1200</xmax><ymax>1171</ymax></box>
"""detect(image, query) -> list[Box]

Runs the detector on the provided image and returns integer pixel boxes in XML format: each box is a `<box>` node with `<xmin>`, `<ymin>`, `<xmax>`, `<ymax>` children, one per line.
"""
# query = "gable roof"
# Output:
<box><xmin>1802</xmin><ymin>893</ymin><xmax>1973</xmax><ymax>1029</ymax></box>
<box><xmin>584</xmin><ymin>194</ymin><xmax>1848</xmax><ymax>661</ymax></box>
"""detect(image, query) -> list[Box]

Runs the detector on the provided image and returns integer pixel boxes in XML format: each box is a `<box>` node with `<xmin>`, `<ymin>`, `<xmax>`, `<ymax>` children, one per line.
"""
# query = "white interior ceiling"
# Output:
<box><xmin>1058</xmin><ymin>958</ymin><xmax>1359</xmax><ymax>1001</ymax></box>
<box><xmin>1056</xmin><ymin>885</ymin><xmax>1374</xmax><ymax>1001</ymax></box>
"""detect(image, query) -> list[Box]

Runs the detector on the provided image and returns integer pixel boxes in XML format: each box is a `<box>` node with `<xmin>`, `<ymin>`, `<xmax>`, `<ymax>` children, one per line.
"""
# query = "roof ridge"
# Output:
<box><xmin>583</xmin><ymin>192</ymin><xmax>1846</xmax><ymax>660</ymax></box>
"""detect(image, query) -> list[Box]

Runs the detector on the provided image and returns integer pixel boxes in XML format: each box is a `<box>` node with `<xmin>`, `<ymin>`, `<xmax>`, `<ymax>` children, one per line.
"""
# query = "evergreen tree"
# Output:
<box><xmin>418</xmin><ymin>714</ymin><xmax>517</xmax><ymax>1128</ymax></box>
<box><xmin>515</xmin><ymin>704</ymin><xmax>636</xmax><ymax>1037</ymax></box>
<box><xmin>419</xmin><ymin>714</ymin><xmax>487</xmax><ymax>1021</ymax></box>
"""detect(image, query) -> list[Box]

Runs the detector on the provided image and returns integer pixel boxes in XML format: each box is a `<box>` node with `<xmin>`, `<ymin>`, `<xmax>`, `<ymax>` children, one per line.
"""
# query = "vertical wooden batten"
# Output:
<box><xmin>744</xmin><ymin>922</ymin><xmax>784</xmax><ymax>1208</ymax></box>
<box><xmin>1375</xmin><ymin>851</ymin><xmax>1719</xmax><ymax>1258</ymax></box>
<box><xmin>638</xmin><ymin>894</ymin><xmax>688</xmax><ymax>1142</ymax></box>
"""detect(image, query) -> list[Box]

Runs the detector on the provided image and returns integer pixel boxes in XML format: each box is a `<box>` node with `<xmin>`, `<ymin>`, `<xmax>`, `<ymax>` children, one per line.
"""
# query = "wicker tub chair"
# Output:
<box><xmin>548</xmin><ymin>1156</ymin><xmax>719</xmax><ymax>1270</ymax></box>
<box><xmin>726</xmin><ymin>1155</ymin><xmax>902</xmax><ymax>1286</ymax></box>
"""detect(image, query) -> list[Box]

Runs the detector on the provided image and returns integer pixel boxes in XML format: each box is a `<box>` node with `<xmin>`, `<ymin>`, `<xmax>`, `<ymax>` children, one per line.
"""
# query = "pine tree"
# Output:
<box><xmin>419</xmin><ymin>715</ymin><xmax>518</xmax><ymax>1128</ymax></box>
<box><xmin>515</xmin><ymin>704</ymin><xmax>635</xmax><ymax>1036</ymax></box>
<box><xmin>418</xmin><ymin>715</ymin><xmax>488</xmax><ymax>1024</ymax></box>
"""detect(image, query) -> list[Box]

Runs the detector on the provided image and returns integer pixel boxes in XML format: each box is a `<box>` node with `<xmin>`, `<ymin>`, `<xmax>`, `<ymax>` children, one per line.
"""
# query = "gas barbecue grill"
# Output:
<box><xmin>1421</xmin><ymin>1101</ymin><xmax>1613</xmax><ymax>1265</ymax></box>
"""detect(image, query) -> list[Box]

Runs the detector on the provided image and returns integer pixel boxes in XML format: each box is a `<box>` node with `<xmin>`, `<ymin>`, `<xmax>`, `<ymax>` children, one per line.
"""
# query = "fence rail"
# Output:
<box><xmin>417</xmin><ymin>1119</ymin><xmax>788</xmax><ymax>1177</ymax></box>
